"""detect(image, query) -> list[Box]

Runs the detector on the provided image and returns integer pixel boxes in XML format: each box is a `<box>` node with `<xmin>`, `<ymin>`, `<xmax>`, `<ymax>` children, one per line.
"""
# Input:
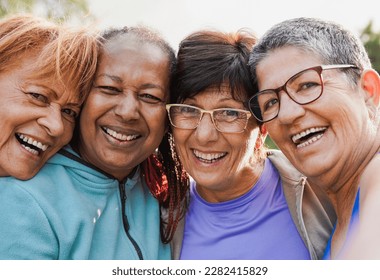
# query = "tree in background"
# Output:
<box><xmin>0</xmin><ymin>0</ymin><xmax>90</xmax><ymax>23</ymax></box>
<box><xmin>360</xmin><ymin>21</ymin><xmax>380</xmax><ymax>73</ymax></box>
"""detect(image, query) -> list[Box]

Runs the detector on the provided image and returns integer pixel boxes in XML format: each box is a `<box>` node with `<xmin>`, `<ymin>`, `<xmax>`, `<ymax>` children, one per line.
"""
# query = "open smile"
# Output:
<box><xmin>15</xmin><ymin>133</ymin><xmax>48</xmax><ymax>156</ymax></box>
<box><xmin>192</xmin><ymin>149</ymin><xmax>227</xmax><ymax>163</ymax></box>
<box><xmin>291</xmin><ymin>126</ymin><xmax>327</xmax><ymax>148</ymax></box>
<box><xmin>102</xmin><ymin>127</ymin><xmax>141</xmax><ymax>142</ymax></box>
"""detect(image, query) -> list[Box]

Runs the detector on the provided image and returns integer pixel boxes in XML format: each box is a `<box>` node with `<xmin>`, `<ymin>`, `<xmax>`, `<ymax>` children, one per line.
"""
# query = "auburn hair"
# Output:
<box><xmin>0</xmin><ymin>14</ymin><xmax>99</xmax><ymax>104</ymax></box>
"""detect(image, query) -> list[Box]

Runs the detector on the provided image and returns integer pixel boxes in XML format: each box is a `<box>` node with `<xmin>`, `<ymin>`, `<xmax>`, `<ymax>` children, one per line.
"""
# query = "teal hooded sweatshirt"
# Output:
<box><xmin>0</xmin><ymin>146</ymin><xmax>170</xmax><ymax>259</ymax></box>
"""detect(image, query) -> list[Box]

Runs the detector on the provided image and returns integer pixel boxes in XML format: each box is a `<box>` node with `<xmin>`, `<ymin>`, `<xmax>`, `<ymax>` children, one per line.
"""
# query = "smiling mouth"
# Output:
<box><xmin>193</xmin><ymin>149</ymin><xmax>227</xmax><ymax>163</ymax></box>
<box><xmin>15</xmin><ymin>133</ymin><xmax>48</xmax><ymax>156</ymax></box>
<box><xmin>102</xmin><ymin>127</ymin><xmax>141</xmax><ymax>142</ymax></box>
<box><xmin>291</xmin><ymin>127</ymin><xmax>327</xmax><ymax>148</ymax></box>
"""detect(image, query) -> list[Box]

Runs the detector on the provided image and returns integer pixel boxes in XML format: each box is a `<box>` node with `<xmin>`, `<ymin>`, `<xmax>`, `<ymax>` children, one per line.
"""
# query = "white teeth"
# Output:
<box><xmin>193</xmin><ymin>150</ymin><xmax>226</xmax><ymax>162</ymax></box>
<box><xmin>104</xmin><ymin>127</ymin><xmax>139</xmax><ymax>141</ymax></box>
<box><xmin>292</xmin><ymin>127</ymin><xmax>327</xmax><ymax>143</ymax></box>
<box><xmin>22</xmin><ymin>144</ymin><xmax>39</xmax><ymax>155</ymax></box>
<box><xmin>297</xmin><ymin>134</ymin><xmax>323</xmax><ymax>148</ymax></box>
<box><xmin>18</xmin><ymin>134</ymin><xmax>48</xmax><ymax>152</ymax></box>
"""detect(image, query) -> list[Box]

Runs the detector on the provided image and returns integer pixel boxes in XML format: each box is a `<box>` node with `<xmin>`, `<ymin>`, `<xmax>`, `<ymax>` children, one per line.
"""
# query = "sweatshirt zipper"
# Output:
<box><xmin>58</xmin><ymin>149</ymin><xmax>144</xmax><ymax>259</ymax></box>
<box><xmin>119</xmin><ymin>181</ymin><xmax>144</xmax><ymax>260</ymax></box>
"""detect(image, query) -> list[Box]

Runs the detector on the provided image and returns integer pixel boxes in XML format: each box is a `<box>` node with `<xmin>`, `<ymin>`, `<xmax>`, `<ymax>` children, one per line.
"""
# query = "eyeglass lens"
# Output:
<box><xmin>168</xmin><ymin>105</ymin><xmax>249</xmax><ymax>133</ymax></box>
<box><xmin>250</xmin><ymin>68</ymin><xmax>322</xmax><ymax>122</ymax></box>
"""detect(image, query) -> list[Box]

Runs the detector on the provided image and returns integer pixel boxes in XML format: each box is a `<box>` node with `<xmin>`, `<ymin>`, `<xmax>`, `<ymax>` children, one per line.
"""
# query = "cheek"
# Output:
<box><xmin>80</xmin><ymin>94</ymin><xmax>108</xmax><ymax>132</ymax></box>
<box><xmin>145</xmin><ymin>108</ymin><xmax>167</xmax><ymax>141</ymax></box>
<box><xmin>62</xmin><ymin>123</ymin><xmax>75</xmax><ymax>143</ymax></box>
<box><xmin>232</xmin><ymin>136</ymin><xmax>254</xmax><ymax>158</ymax></box>
<box><xmin>77</xmin><ymin>104</ymin><xmax>99</xmax><ymax>149</ymax></box>
<box><xmin>172</xmin><ymin>129</ymin><xmax>189</xmax><ymax>157</ymax></box>
<box><xmin>265</xmin><ymin>121</ymin><xmax>283</xmax><ymax>143</ymax></box>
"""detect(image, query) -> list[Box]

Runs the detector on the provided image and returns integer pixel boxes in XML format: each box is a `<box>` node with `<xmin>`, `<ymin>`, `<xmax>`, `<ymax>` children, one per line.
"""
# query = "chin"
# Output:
<box><xmin>10</xmin><ymin>170</ymin><xmax>36</xmax><ymax>181</ymax></box>
<box><xmin>194</xmin><ymin>176</ymin><xmax>220</xmax><ymax>189</ymax></box>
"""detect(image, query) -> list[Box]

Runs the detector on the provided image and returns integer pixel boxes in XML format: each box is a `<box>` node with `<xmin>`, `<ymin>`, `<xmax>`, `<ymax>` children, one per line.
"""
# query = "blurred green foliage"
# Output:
<box><xmin>360</xmin><ymin>21</ymin><xmax>380</xmax><ymax>73</ymax></box>
<box><xmin>0</xmin><ymin>0</ymin><xmax>90</xmax><ymax>23</ymax></box>
<box><xmin>265</xmin><ymin>135</ymin><xmax>278</xmax><ymax>150</ymax></box>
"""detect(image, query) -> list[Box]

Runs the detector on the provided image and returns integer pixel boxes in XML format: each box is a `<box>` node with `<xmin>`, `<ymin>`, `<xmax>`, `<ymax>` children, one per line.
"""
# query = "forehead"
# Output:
<box><xmin>256</xmin><ymin>46</ymin><xmax>323</xmax><ymax>89</ymax></box>
<box><xmin>103</xmin><ymin>35</ymin><xmax>168</xmax><ymax>64</ymax></box>
<box><xmin>187</xmin><ymin>84</ymin><xmax>244</xmax><ymax>104</ymax></box>
<box><xmin>187</xmin><ymin>83</ymin><xmax>248</xmax><ymax>103</ymax></box>
<box><xmin>2</xmin><ymin>54</ymin><xmax>78</xmax><ymax>102</ymax></box>
<box><xmin>99</xmin><ymin>36</ymin><xmax>170</xmax><ymax>83</ymax></box>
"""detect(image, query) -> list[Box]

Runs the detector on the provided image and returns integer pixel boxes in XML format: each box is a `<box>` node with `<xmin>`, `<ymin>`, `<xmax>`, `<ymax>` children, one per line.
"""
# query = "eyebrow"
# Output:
<box><xmin>65</xmin><ymin>102</ymin><xmax>81</xmax><ymax>107</ymax></box>
<box><xmin>97</xmin><ymin>74</ymin><xmax>123</xmax><ymax>83</ymax></box>
<box><xmin>140</xmin><ymin>83</ymin><xmax>165</xmax><ymax>92</ymax></box>
<box><xmin>187</xmin><ymin>96</ymin><xmax>237</xmax><ymax>102</ymax></box>
<box><xmin>96</xmin><ymin>74</ymin><xmax>164</xmax><ymax>91</ymax></box>
<box><xmin>23</xmin><ymin>81</ymin><xmax>59</xmax><ymax>100</ymax></box>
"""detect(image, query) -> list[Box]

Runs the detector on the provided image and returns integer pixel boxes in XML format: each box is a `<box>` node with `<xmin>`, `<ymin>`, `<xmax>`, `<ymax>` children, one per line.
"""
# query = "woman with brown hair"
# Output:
<box><xmin>168</xmin><ymin>29</ymin><xmax>335</xmax><ymax>259</ymax></box>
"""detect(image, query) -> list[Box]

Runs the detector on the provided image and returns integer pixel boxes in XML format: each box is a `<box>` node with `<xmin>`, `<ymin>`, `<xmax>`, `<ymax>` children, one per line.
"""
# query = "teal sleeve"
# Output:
<box><xmin>0</xmin><ymin>179</ymin><xmax>58</xmax><ymax>259</ymax></box>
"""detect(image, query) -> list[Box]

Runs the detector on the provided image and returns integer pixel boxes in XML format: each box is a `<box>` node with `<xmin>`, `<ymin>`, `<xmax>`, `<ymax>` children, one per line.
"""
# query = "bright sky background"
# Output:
<box><xmin>88</xmin><ymin>0</ymin><xmax>380</xmax><ymax>49</ymax></box>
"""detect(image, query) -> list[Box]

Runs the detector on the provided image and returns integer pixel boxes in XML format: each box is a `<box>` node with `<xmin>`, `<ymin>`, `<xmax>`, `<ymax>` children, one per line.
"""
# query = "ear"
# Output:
<box><xmin>260</xmin><ymin>124</ymin><xmax>268</xmax><ymax>137</ymax></box>
<box><xmin>361</xmin><ymin>69</ymin><xmax>380</xmax><ymax>107</ymax></box>
<box><xmin>255</xmin><ymin>124</ymin><xmax>268</xmax><ymax>150</ymax></box>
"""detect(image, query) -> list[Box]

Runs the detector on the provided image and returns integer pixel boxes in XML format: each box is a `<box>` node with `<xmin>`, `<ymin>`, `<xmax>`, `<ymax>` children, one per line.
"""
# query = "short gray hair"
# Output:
<box><xmin>248</xmin><ymin>17</ymin><xmax>370</xmax><ymax>86</ymax></box>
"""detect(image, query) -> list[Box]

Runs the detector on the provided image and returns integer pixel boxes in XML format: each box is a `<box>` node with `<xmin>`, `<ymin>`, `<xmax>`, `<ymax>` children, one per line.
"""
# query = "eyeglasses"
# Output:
<box><xmin>166</xmin><ymin>104</ymin><xmax>252</xmax><ymax>133</ymax></box>
<box><xmin>247</xmin><ymin>64</ymin><xmax>358</xmax><ymax>122</ymax></box>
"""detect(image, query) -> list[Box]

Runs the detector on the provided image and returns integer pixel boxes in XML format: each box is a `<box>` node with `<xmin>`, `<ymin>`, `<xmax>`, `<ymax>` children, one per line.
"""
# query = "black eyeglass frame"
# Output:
<box><xmin>248</xmin><ymin>64</ymin><xmax>358</xmax><ymax>123</ymax></box>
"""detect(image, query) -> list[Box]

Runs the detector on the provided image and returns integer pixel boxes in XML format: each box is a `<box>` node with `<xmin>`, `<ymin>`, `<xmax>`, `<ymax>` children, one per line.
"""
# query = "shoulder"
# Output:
<box><xmin>359</xmin><ymin>153</ymin><xmax>380</xmax><ymax>217</ymax></box>
<box><xmin>342</xmin><ymin>154</ymin><xmax>380</xmax><ymax>258</ymax></box>
<box><xmin>0</xmin><ymin>176</ymin><xmax>52</xmax><ymax>230</ymax></box>
<box><xmin>0</xmin><ymin>152</ymin><xmax>78</xmax><ymax>208</ymax></box>
<box><xmin>267</xmin><ymin>149</ymin><xmax>304</xmax><ymax>183</ymax></box>
<box><xmin>0</xmin><ymin>177</ymin><xmax>58</xmax><ymax>259</ymax></box>
<box><xmin>360</xmin><ymin>153</ymin><xmax>380</xmax><ymax>198</ymax></box>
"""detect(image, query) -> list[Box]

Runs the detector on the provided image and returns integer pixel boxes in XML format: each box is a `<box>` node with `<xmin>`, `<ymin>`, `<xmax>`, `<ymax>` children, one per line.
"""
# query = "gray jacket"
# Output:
<box><xmin>167</xmin><ymin>150</ymin><xmax>336</xmax><ymax>260</ymax></box>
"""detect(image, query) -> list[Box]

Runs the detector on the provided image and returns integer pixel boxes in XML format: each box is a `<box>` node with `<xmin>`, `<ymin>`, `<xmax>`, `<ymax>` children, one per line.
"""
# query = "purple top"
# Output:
<box><xmin>180</xmin><ymin>158</ymin><xmax>311</xmax><ymax>260</ymax></box>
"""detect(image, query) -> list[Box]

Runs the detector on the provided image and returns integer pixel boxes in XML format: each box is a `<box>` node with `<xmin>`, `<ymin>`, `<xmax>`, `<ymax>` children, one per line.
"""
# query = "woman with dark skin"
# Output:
<box><xmin>0</xmin><ymin>26</ymin><xmax>187</xmax><ymax>259</ymax></box>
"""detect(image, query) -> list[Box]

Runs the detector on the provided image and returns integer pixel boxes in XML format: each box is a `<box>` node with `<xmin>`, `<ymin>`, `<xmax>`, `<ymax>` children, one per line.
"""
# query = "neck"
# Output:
<box><xmin>74</xmin><ymin>141</ymin><xmax>135</xmax><ymax>182</ymax></box>
<box><xmin>311</xmin><ymin>130</ymin><xmax>380</xmax><ymax>197</ymax></box>
<box><xmin>318</xmin><ymin>129</ymin><xmax>380</xmax><ymax>257</ymax></box>
<box><xmin>197</xmin><ymin>159</ymin><xmax>265</xmax><ymax>203</ymax></box>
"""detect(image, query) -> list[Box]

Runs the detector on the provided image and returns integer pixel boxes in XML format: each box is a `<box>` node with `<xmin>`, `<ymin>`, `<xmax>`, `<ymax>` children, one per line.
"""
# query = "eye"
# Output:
<box><xmin>298</xmin><ymin>82</ymin><xmax>320</xmax><ymax>91</ymax></box>
<box><xmin>138</xmin><ymin>93</ymin><xmax>163</xmax><ymax>104</ymax></box>
<box><xmin>29</xmin><ymin>92</ymin><xmax>49</xmax><ymax>104</ymax></box>
<box><xmin>96</xmin><ymin>86</ymin><xmax>122</xmax><ymax>95</ymax></box>
<box><xmin>221</xmin><ymin>109</ymin><xmax>240</xmax><ymax>117</ymax></box>
<box><xmin>215</xmin><ymin>109</ymin><xmax>244</xmax><ymax>122</ymax></box>
<box><xmin>179</xmin><ymin>105</ymin><xmax>197</xmax><ymax>114</ymax></box>
<box><xmin>61</xmin><ymin>108</ymin><xmax>79</xmax><ymax>120</ymax></box>
<box><xmin>263</xmin><ymin>98</ymin><xmax>279</xmax><ymax>111</ymax></box>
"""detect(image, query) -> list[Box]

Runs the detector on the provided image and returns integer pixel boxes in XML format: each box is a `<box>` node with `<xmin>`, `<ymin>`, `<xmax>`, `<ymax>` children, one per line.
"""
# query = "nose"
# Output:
<box><xmin>114</xmin><ymin>93</ymin><xmax>140</xmax><ymax>121</ymax></box>
<box><xmin>194</xmin><ymin>112</ymin><xmax>219</xmax><ymax>144</ymax></box>
<box><xmin>277</xmin><ymin>91</ymin><xmax>306</xmax><ymax>124</ymax></box>
<box><xmin>37</xmin><ymin>103</ymin><xmax>65</xmax><ymax>137</ymax></box>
